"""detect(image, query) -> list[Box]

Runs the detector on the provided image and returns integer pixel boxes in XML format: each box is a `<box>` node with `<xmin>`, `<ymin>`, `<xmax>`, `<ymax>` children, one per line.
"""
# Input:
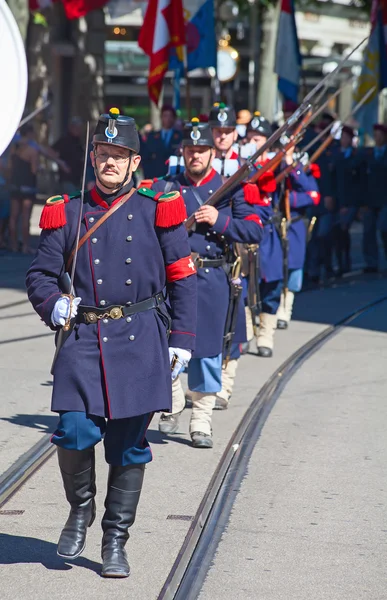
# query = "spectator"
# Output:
<box><xmin>53</xmin><ymin>117</ymin><xmax>85</xmax><ymax>194</ymax></box>
<box><xmin>8</xmin><ymin>125</ymin><xmax>39</xmax><ymax>254</ymax></box>
<box><xmin>140</xmin><ymin>105</ymin><xmax>182</xmax><ymax>179</ymax></box>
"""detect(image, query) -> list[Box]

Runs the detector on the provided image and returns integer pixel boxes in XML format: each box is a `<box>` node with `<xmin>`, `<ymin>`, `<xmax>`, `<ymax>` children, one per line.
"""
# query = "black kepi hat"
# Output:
<box><xmin>93</xmin><ymin>107</ymin><xmax>140</xmax><ymax>153</ymax></box>
<box><xmin>247</xmin><ymin>111</ymin><xmax>272</xmax><ymax>138</ymax></box>
<box><xmin>208</xmin><ymin>102</ymin><xmax>237</xmax><ymax>128</ymax></box>
<box><xmin>182</xmin><ymin>118</ymin><xmax>215</xmax><ymax>147</ymax></box>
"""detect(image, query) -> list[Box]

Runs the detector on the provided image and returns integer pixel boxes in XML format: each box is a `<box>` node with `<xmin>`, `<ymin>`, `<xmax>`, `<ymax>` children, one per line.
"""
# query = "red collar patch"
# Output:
<box><xmin>185</xmin><ymin>168</ymin><xmax>217</xmax><ymax>187</ymax></box>
<box><xmin>91</xmin><ymin>186</ymin><xmax>127</xmax><ymax>209</ymax></box>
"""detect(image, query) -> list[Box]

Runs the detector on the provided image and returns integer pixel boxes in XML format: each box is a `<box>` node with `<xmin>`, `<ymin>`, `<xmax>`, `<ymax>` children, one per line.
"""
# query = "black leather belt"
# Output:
<box><xmin>195</xmin><ymin>257</ymin><xmax>226</xmax><ymax>269</ymax></box>
<box><xmin>77</xmin><ymin>292</ymin><xmax>165</xmax><ymax>324</ymax></box>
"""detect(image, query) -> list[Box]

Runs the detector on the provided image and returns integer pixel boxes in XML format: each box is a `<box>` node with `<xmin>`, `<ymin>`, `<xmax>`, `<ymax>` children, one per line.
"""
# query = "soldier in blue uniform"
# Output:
<box><xmin>329</xmin><ymin>125</ymin><xmax>365</xmax><ymax>275</ymax></box>
<box><xmin>26</xmin><ymin>109</ymin><xmax>197</xmax><ymax>577</ymax></box>
<box><xmin>276</xmin><ymin>148</ymin><xmax>320</xmax><ymax>327</ymax></box>
<box><xmin>152</xmin><ymin>119</ymin><xmax>263</xmax><ymax>448</ymax></box>
<box><xmin>361</xmin><ymin>123</ymin><xmax>387</xmax><ymax>272</ymax></box>
<box><xmin>209</xmin><ymin>102</ymin><xmax>240</xmax><ymax>166</ymax></box>
<box><xmin>244</xmin><ymin>112</ymin><xmax>283</xmax><ymax>357</ymax></box>
<box><xmin>141</xmin><ymin>105</ymin><xmax>182</xmax><ymax>179</ymax></box>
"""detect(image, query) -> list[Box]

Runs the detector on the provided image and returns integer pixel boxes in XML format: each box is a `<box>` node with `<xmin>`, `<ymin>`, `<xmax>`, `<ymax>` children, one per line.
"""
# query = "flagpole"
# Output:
<box><xmin>183</xmin><ymin>47</ymin><xmax>192</xmax><ymax>120</ymax></box>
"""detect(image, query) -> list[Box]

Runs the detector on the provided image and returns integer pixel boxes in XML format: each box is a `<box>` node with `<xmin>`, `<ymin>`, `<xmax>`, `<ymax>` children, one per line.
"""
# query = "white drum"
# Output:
<box><xmin>0</xmin><ymin>0</ymin><xmax>28</xmax><ymax>156</ymax></box>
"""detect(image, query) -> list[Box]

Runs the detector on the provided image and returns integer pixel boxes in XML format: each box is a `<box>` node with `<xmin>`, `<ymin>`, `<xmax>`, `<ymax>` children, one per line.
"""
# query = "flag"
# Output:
<box><xmin>62</xmin><ymin>0</ymin><xmax>109</xmax><ymax>19</ymax></box>
<box><xmin>353</xmin><ymin>0</ymin><xmax>387</xmax><ymax>137</ymax></box>
<box><xmin>274</xmin><ymin>0</ymin><xmax>302</xmax><ymax>103</ymax></box>
<box><xmin>138</xmin><ymin>0</ymin><xmax>186</xmax><ymax>106</ymax></box>
<box><xmin>169</xmin><ymin>0</ymin><xmax>216</xmax><ymax>73</ymax></box>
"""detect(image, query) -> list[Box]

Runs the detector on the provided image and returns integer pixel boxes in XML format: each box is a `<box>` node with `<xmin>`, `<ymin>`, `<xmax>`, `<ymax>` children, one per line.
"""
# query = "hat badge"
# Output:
<box><xmin>190</xmin><ymin>117</ymin><xmax>201</xmax><ymax>145</ymax></box>
<box><xmin>105</xmin><ymin>107</ymin><xmax>119</xmax><ymax>143</ymax></box>
<box><xmin>251</xmin><ymin>111</ymin><xmax>261</xmax><ymax>129</ymax></box>
<box><xmin>217</xmin><ymin>102</ymin><xmax>227</xmax><ymax>123</ymax></box>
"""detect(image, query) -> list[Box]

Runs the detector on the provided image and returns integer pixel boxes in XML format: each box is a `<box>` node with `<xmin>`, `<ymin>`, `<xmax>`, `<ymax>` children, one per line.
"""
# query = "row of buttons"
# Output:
<box><xmin>89</xmin><ymin>214</ymin><xmax>133</xmax><ymax>224</ymax></box>
<box><xmin>103</xmin><ymin>334</ymin><xmax>135</xmax><ymax>342</ymax></box>
<box><xmin>91</xmin><ymin>235</ymin><xmax>133</xmax><ymax>244</ymax></box>
<box><xmin>182</xmin><ymin>189</ymin><xmax>213</xmax><ymax>194</ymax></box>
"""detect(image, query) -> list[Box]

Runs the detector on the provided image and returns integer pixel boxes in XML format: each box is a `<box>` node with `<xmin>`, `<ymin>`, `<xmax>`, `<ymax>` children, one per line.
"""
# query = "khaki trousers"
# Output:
<box><xmin>216</xmin><ymin>359</ymin><xmax>239</xmax><ymax>406</ymax></box>
<box><xmin>169</xmin><ymin>376</ymin><xmax>186</xmax><ymax>415</ymax></box>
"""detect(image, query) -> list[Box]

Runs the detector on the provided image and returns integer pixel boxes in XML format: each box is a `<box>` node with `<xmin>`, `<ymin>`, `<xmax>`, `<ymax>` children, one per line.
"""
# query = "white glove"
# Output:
<box><xmin>169</xmin><ymin>347</ymin><xmax>192</xmax><ymax>380</ymax></box>
<box><xmin>51</xmin><ymin>296</ymin><xmax>82</xmax><ymax>327</ymax></box>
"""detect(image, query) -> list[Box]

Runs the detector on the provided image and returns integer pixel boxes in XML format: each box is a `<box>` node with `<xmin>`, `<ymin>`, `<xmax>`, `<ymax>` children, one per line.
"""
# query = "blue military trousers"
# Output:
<box><xmin>51</xmin><ymin>411</ymin><xmax>154</xmax><ymax>466</ymax></box>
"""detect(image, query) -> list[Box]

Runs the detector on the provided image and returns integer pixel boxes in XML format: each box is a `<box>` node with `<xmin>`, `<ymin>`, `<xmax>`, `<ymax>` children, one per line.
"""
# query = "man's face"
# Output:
<box><xmin>340</xmin><ymin>132</ymin><xmax>352</xmax><ymax>149</ymax></box>
<box><xmin>183</xmin><ymin>145</ymin><xmax>215</xmax><ymax>177</ymax></box>
<box><xmin>91</xmin><ymin>143</ymin><xmax>141</xmax><ymax>189</ymax></box>
<box><xmin>161</xmin><ymin>110</ymin><xmax>175</xmax><ymax>130</ymax></box>
<box><xmin>374</xmin><ymin>129</ymin><xmax>387</xmax><ymax>147</ymax></box>
<box><xmin>211</xmin><ymin>127</ymin><xmax>237</xmax><ymax>153</ymax></box>
<box><xmin>247</xmin><ymin>131</ymin><xmax>267</xmax><ymax>151</ymax></box>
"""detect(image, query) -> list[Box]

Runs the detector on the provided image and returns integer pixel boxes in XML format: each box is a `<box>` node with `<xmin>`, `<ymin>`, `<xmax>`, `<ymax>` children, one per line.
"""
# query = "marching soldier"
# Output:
<box><xmin>276</xmin><ymin>147</ymin><xmax>321</xmax><ymax>328</ymax></box>
<box><xmin>141</xmin><ymin>105</ymin><xmax>182</xmax><ymax>179</ymax></box>
<box><xmin>209</xmin><ymin>102</ymin><xmax>240</xmax><ymax>167</ymax></box>
<box><xmin>244</xmin><ymin>112</ymin><xmax>283</xmax><ymax>357</ymax></box>
<box><xmin>152</xmin><ymin>118</ymin><xmax>263</xmax><ymax>448</ymax></box>
<box><xmin>26</xmin><ymin>109</ymin><xmax>197</xmax><ymax>577</ymax></box>
<box><xmin>361</xmin><ymin>123</ymin><xmax>387</xmax><ymax>272</ymax></box>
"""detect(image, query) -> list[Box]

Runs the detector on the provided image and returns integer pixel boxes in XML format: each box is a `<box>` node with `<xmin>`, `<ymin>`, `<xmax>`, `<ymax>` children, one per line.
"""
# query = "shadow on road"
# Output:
<box><xmin>0</xmin><ymin>533</ymin><xmax>100</xmax><ymax>574</ymax></box>
<box><xmin>0</xmin><ymin>413</ymin><xmax>57</xmax><ymax>433</ymax></box>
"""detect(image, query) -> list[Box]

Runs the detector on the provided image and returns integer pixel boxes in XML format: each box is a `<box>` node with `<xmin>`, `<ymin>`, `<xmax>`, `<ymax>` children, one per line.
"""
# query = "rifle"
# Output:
<box><xmin>184</xmin><ymin>37</ymin><xmax>367</xmax><ymax>233</ymax></box>
<box><xmin>223</xmin><ymin>256</ymin><xmax>243</xmax><ymax>367</ymax></box>
<box><xmin>273</xmin><ymin>85</ymin><xmax>376</xmax><ymax>185</ymax></box>
<box><xmin>307</xmin><ymin>86</ymin><xmax>377</xmax><ymax>167</ymax></box>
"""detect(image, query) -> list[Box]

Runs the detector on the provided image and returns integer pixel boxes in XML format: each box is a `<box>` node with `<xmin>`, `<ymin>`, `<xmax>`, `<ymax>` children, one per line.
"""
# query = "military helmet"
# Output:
<box><xmin>247</xmin><ymin>111</ymin><xmax>272</xmax><ymax>138</ymax></box>
<box><xmin>182</xmin><ymin>118</ymin><xmax>215</xmax><ymax>147</ymax></box>
<box><xmin>208</xmin><ymin>102</ymin><xmax>237</xmax><ymax>128</ymax></box>
<box><xmin>93</xmin><ymin>108</ymin><xmax>140</xmax><ymax>153</ymax></box>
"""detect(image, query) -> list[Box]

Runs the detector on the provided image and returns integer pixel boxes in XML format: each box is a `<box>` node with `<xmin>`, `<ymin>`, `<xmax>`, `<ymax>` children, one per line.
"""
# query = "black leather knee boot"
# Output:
<box><xmin>57</xmin><ymin>447</ymin><xmax>96</xmax><ymax>559</ymax></box>
<box><xmin>101</xmin><ymin>463</ymin><xmax>145</xmax><ymax>578</ymax></box>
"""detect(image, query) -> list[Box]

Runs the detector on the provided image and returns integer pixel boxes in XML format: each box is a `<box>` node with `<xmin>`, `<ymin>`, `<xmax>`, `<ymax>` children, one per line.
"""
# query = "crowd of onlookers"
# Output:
<box><xmin>0</xmin><ymin>117</ymin><xmax>88</xmax><ymax>254</ymax></box>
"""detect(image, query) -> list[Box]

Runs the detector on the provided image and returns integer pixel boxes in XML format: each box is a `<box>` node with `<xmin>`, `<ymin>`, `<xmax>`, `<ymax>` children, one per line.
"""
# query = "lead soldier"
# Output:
<box><xmin>153</xmin><ymin>119</ymin><xmax>263</xmax><ymax>448</ymax></box>
<box><xmin>26</xmin><ymin>109</ymin><xmax>197</xmax><ymax>577</ymax></box>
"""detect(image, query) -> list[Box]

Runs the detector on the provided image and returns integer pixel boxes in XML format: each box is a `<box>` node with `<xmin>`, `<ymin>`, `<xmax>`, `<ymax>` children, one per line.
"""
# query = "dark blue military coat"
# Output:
<box><xmin>152</xmin><ymin>169</ymin><xmax>263</xmax><ymax>358</ymax></box>
<box><xmin>251</xmin><ymin>161</ymin><xmax>283</xmax><ymax>283</ymax></box>
<box><xmin>361</xmin><ymin>146</ymin><xmax>387</xmax><ymax>209</ymax></box>
<box><xmin>276</xmin><ymin>165</ymin><xmax>320</xmax><ymax>270</ymax></box>
<box><xmin>26</xmin><ymin>184</ymin><xmax>197</xmax><ymax>420</ymax></box>
<box><xmin>141</xmin><ymin>129</ymin><xmax>183</xmax><ymax>179</ymax></box>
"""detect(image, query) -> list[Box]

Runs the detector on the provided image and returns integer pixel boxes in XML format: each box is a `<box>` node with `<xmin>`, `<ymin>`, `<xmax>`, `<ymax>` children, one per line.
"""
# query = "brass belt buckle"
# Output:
<box><xmin>85</xmin><ymin>312</ymin><xmax>98</xmax><ymax>324</ymax></box>
<box><xmin>196</xmin><ymin>257</ymin><xmax>204</xmax><ymax>269</ymax></box>
<box><xmin>109</xmin><ymin>306</ymin><xmax>123</xmax><ymax>319</ymax></box>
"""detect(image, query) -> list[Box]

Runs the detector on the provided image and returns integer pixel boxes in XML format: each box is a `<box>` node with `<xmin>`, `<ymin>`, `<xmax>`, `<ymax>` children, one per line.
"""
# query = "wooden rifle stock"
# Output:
<box><xmin>307</xmin><ymin>134</ymin><xmax>334</xmax><ymax>167</ymax></box>
<box><xmin>284</xmin><ymin>189</ymin><xmax>291</xmax><ymax>222</ymax></box>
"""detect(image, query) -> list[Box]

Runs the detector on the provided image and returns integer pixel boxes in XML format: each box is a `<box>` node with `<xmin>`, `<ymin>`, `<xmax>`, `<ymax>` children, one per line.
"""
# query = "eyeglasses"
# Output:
<box><xmin>95</xmin><ymin>152</ymin><xmax>130</xmax><ymax>164</ymax></box>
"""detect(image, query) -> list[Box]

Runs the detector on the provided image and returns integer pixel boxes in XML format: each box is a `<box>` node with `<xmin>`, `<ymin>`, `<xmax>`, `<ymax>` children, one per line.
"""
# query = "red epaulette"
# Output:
<box><xmin>137</xmin><ymin>186</ymin><xmax>187</xmax><ymax>227</ymax></box>
<box><xmin>39</xmin><ymin>194</ymin><xmax>73</xmax><ymax>230</ymax></box>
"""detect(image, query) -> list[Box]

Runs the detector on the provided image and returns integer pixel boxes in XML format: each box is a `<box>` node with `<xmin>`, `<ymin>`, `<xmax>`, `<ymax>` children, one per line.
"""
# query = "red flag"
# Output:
<box><xmin>62</xmin><ymin>0</ymin><xmax>108</xmax><ymax>19</ymax></box>
<box><xmin>138</xmin><ymin>0</ymin><xmax>186</xmax><ymax>106</ymax></box>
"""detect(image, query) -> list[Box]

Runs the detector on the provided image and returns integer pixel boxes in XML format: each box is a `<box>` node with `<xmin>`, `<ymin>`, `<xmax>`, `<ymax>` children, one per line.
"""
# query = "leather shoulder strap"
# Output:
<box><xmin>66</xmin><ymin>187</ymin><xmax>136</xmax><ymax>272</ymax></box>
